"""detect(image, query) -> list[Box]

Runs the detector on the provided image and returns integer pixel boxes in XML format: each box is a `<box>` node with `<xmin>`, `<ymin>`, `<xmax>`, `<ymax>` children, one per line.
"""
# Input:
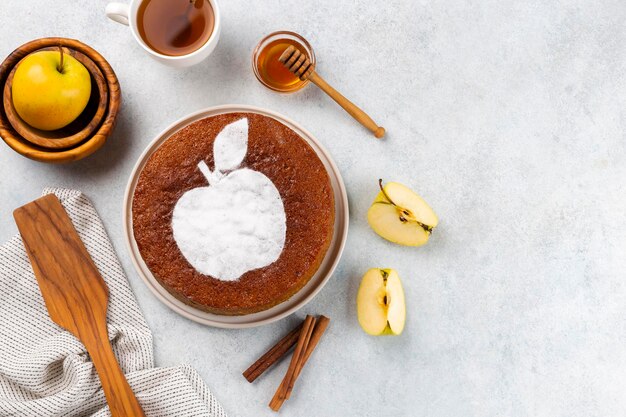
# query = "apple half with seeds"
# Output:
<box><xmin>357</xmin><ymin>268</ymin><xmax>406</xmax><ymax>336</ymax></box>
<box><xmin>367</xmin><ymin>180</ymin><xmax>438</xmax><ymax>246</ymax></box>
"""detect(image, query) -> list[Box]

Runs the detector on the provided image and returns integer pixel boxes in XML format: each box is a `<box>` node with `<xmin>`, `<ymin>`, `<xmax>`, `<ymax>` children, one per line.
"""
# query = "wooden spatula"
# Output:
<box><xmin>13</xmin><ymin>194</ymin><xmax>145</xmax><ymax>417</ymax></box>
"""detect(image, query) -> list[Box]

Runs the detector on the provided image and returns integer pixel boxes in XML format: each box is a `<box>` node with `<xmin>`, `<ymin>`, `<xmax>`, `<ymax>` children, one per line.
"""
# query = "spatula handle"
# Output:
<box><xmin>85</xmin><ymin>328</ymin><xmax>146</xmax><ymax>417</ymax></box>
<box><xmin>308</xmin><ymin>72</ymin><xmax>385</xmax><ymax>138</ymax></box>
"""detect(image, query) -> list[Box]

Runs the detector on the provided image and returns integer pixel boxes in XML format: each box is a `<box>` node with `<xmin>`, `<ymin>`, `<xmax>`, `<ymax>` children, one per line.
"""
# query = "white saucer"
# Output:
<box><xmin>123</xmin><ymin>105</ymin><xmax>349</xmax><ymax>328</ymax></box>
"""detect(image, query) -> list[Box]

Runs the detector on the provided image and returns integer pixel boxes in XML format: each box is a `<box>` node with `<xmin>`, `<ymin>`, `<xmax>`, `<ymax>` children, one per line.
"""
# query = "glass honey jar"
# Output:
<box><xmin>252</xmin><ymin>31</ymin><xmax>316</xmax><ymax>93</ymax></box>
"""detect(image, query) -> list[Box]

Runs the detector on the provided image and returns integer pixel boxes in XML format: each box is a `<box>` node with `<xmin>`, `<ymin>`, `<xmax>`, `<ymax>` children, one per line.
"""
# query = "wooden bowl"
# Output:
<box><xmin>3</xmin><ymin>46</ymin><xmax>108</xmax><ymax>150</ymax></box>
<box><xmin>0</xmin><ymin>38</ymin><xmax>121</xmax><ymax>163</ymax></box>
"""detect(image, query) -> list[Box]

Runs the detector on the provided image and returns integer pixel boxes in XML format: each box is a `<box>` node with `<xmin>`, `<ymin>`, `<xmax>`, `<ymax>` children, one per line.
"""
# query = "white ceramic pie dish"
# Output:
<box><xmin>123</xmin><ymin>104</ymin><xmax>349</xmax><ymax>328</ymax></box>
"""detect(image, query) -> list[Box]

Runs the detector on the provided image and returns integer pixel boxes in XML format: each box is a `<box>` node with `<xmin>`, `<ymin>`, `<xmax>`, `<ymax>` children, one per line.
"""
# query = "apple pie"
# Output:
<box><xmin>131</xmin><ymin>112</ymin><xmax>335</xmax><ymax>315</ymax></box>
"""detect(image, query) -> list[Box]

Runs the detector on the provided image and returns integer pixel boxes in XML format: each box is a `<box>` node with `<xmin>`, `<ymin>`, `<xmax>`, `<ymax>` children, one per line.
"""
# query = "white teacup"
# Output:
<box><xmin>105</xmin><ymin>0</ymin><xmax>221</xmax><ymax>68</ymax></box>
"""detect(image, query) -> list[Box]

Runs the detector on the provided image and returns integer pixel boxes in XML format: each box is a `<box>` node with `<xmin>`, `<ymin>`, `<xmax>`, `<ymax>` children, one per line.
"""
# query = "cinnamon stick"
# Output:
<box><xmin>269</xmin><ymin>315</ymin><xmax>316</xmax><ymax>411</ymax></box>
<box><xmin>243</xmin><ymin>321</ymin><xmax>303</xmax><ymax>383</ymax></box>
<box><xmin>285</xmin><ymin>315</ymin><xmax>330</xmax><ymax>399</ymax></box>
<box><xmin>268</xmin><ymin>315</ymin><xmax>331</xmax><ymax>411</ymax></box>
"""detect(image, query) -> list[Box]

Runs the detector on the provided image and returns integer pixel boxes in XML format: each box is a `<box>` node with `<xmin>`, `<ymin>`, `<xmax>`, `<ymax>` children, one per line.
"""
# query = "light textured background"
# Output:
<box><xmin>1</xmin><ymin>1</ymin><xmax>625</xmax><ymax>416</ymax></box>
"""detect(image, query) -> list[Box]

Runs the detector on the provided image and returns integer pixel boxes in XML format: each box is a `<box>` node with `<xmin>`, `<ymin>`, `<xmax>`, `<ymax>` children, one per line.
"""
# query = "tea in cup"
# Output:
<box><xmin>106</xmin><ymin>0</ymin><xmax>221</xmax><ymax>67</ymax></box>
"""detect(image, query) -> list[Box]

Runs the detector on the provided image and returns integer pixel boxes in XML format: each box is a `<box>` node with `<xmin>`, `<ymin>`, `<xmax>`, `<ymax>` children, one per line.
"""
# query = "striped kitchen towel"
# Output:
<box><xmin>0</xmin><ymin>188</ymin><xmax>227</xmax><ymax>417</ymax></box>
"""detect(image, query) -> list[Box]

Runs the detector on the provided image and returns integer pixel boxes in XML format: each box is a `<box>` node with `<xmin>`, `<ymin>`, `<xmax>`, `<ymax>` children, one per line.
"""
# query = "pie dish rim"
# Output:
<box><xmin>122</xmin><ymin>104</ymin><xmax>349</xmax><ymax>328</ymax></box>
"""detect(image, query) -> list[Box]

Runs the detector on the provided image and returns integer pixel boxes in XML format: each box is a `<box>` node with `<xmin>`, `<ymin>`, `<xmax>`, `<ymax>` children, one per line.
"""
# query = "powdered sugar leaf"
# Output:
<box><xmin>213</xmin><ymin>118</ymin><xmax>248</xmax><ymax>172</ymax></box>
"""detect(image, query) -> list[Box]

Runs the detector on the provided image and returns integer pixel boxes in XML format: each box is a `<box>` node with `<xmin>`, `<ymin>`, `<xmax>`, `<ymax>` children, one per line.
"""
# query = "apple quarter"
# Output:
<box><xmin>129</xmin><ymin>111</ymin><xmax>337</xmax><ymax>317</ymax></box>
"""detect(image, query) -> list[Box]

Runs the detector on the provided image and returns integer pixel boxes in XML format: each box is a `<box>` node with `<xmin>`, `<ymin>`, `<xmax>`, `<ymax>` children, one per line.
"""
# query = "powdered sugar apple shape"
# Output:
<box><xmin>172</xmin><ymin>118</ymin><xmax>287</xmax><ymax>281</ymax></box>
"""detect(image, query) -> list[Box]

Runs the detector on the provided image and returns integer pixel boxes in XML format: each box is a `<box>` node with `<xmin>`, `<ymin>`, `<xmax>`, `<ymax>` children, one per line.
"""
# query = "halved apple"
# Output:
<box><xmin>357</xmin><ymin>268</ymin><xmax>406</xmax><ymax>335</ymax></box>
<box><xmin>367</xmin><ymin>180</ymin><xmax>438</xmax><ymax>246</ymax></box>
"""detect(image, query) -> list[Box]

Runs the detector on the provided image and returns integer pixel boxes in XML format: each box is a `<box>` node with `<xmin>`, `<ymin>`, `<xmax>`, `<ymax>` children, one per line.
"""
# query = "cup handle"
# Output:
<box><xmin>106</xmin><ymin>3</ymin><xmax>130</xmax><ymax>26</ymax></box>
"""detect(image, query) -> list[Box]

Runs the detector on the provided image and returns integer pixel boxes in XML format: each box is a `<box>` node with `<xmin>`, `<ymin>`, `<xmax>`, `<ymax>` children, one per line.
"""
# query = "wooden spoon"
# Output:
<box><xmin>13</xmin><ymin>194</ymin><xmax>145</xmax><ymax>417</ymax></box>
<box><xmin>170</xmin><ymin>0</ymin><xmax>203</xmax><ymax>47</ymax></box>
<box><xmin>279</xmin><ymin>45</ymin><xmax>385</xmax><ymax>138</ymax></box>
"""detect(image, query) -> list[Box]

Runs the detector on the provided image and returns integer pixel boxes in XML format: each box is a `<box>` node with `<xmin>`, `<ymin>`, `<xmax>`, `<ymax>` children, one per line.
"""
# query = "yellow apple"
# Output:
<box><xmin>367</xmin><ymin>180</ymin><xmax>438</xmax><ymax>246</ymax></box>
<box><xmin>357</xmin><ymin>268</ymin><xmax>406</xmax><ymax>335</ymax></box>
<box><xmin>12</xmin><ymin>49</ymin><xmax>91</xmax><ymax>131</ymax></box>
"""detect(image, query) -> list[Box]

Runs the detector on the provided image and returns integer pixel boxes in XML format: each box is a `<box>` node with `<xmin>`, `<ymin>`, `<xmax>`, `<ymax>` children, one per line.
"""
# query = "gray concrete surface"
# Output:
<box><xmin>1</xmin><ymin>1</ymin><xmax>625</xmax><ymax>416</ymax></box>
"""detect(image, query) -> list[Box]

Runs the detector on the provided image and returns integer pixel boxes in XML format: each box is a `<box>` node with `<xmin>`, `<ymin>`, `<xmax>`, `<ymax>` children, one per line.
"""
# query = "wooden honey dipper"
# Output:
<box><xmin>279</xmin><ymin>46</ymin><xmax>385</xmax><ymax>138</ymax></box>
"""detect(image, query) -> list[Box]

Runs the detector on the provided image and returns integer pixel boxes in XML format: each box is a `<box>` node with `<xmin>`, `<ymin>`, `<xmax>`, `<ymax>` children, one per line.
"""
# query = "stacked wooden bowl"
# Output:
<box><xmin>0</xmin><ymin>38</ymin><xmax>121</xmax><ymax>163</ymax></box>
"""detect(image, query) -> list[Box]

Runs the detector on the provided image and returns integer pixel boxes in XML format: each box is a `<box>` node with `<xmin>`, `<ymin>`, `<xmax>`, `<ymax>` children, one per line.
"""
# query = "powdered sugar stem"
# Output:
<box><xmin>197</xmin><ymin>161</ymin><xmax>222</xmax><ymax>186</ymax></box>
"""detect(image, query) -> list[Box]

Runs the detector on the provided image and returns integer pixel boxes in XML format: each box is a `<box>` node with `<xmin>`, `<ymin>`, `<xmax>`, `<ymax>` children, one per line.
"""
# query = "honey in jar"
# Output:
<box><xmin>253</xmin><ymin>32</ymin><xmax>315</xmax><ymax>93</ymax></box>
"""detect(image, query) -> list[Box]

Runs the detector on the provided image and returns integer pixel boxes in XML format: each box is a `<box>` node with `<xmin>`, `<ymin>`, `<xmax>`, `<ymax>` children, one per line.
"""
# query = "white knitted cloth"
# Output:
<box><xmin>0</xmin><ymin>189</ymin><xmax>227</xmax><ymax>417</ymax></box>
